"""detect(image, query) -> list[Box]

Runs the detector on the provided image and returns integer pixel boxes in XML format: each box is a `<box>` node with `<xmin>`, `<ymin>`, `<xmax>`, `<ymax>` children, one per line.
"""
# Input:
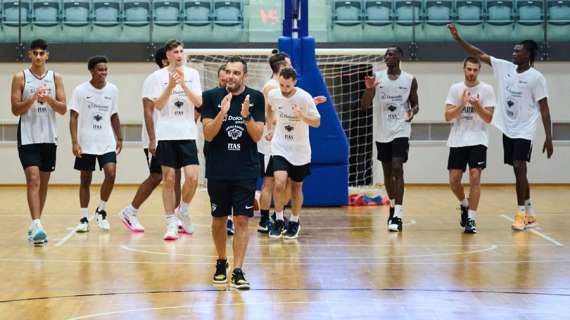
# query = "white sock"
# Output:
<box><xmin>290</xmin><ymin>215</ymin><xmax>299</xmax><ymax>223</ymax></box>
<box><xmin>80</xmin><ymin>208</ymin><xmax>89</xmax><ymax>219</ymax></box>
<box><xmin>179</xmin><ymin>201</ymin><xmax>189</xmax><ymax>213</ymax></box>
<box><xmin>127</xmin><ymin>204</ymin><xmax>138</xmax><ymax>214</ymax></box>
<box><xmin>524</xmin><ymin>199</ymin><xmax>535</xmax><ymax>216</ymax></box>
<box><xmin>228</xmin><ymin>215</ymin><xmax>233</xmax><ymax>221</ymax></box>
<box><xmin>394</xmin><ymin>205</ymin><xmax>402</xmax><ymax>218</ymax></box>
<box><xmin>461</xmin><ymin>198</ymin><xmax>469</xmax><ymax>208</ymax></box>
<box><xmin>32</xmin><ymin>219</ymin><xmax>41</xmax><ymax>227</ymax></box>
<box><xmin>390</xmin><ymin>199</ymin><xmax>395</xmax><ymax>208</ymax></box>
<box><xmin>276</xmin><ymin>211</ymin><xmax>284</xmax><ymax>221</ymax></box>
<box><xmin>166</xmin><ymin>214</ymin><xmax>177</xmax><ymax>225</ymax></box>
<box><xmin>518</xmin><ymin>206</ymin><xmax>526</xmax><ymax>213</ymax></box>
<box><xmin>468</xmin><ymin>209</ymin><xmax>476</xmax><ymax>220</ymax></box>
<box><xmin>97</xmin><ymin>201</ymin><xmax>107</xmax><ymax>212</ymax></box>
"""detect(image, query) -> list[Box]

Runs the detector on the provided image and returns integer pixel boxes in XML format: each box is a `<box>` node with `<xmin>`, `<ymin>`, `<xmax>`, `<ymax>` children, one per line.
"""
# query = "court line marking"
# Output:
<box><xmin>1</xmin><ymin>256</ymin><xmax>568</xmax><ymax>266</ymax></box>
<box><xmin>499</xmin><ymin>214</ymin><xmax>564</xmax><ymax>247</ymax></box>
<box><xmin>55</xmin><ymin>215</ymin><xmax>95</xmax><ymax>247</ymax></box>
<box><xmin>62</xmin><ymin>291</ymin><xmax>570</xmax><ymax>320</ymax></box>
<box><xmin>2</xmin><ymin>287</ymin><xmax>570</xmax><ymax>306</ymax></box>
<box><xmin>119</xmin><ymin>244</ymin><xmax>497</xmax><ymax>260</ymax></box>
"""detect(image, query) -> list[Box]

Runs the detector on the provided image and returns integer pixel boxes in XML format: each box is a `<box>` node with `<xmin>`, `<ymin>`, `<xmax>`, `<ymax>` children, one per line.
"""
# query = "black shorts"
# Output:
<box><xmin>447</xmin><ymin>145</ymin><xmax>487</xmax><ymax>171</ymax></box>
<box><xmin>376</xmin><ymin>138</ymin><xmax>409</xmax><ymax>163</ymax></box>
<box><xmin>156</xmin><ymin>140</ymin><xmax>199</xmax><ymax>169</ymax></box>
<box><xmin>207</xmin><ymin>179</ymin><xmax>256</xmax><ymax>218</ymax></box>
<box><xmin>18</xmin><ymin>143</ymin><xmax>57</xmax><ymax>172</ymax></box>
<box><xmin>74</xmin><ymin>152</ymin><xmax>116</xmax><ymax>171</ymax></box>
<box><xmin>258</xmin><ymin>152</ymin><xmax>274</xmax><ymax>178</ymax></box>
<box><xmin>272</xmin><ymin>155</ymin><xmax>311</xmax><ymax>182</ymax></box>
<box><xmin>144</xmin><ymin>148</ymin><xmax>162</xmax><ymax>175</ymax></box>
<box><xmin>503</xmin><ymin>134</ymin><xmax>532</xmax><ymax>166</ymax></box>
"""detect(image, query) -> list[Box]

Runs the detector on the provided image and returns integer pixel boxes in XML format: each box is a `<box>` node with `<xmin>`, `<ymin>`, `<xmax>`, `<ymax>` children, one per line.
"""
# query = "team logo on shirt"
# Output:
<box><xmin>285</xmin><ymin>125</ymin><xmax>294</xmax><ymax>132</ymax></box>
<box><xmin>227</xmin><ymin>127</ymin><xmax>243</xmax><ymax>140</ymax></box>
<box><xmin>93</xmin><ymin>113</ymin><xmax>103</xmax><ymax>129</ymax></box>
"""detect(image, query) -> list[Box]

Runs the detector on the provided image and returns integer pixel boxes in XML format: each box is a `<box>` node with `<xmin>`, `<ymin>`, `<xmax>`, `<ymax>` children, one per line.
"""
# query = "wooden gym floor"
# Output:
<box><xmin>0</xmin><ymin>185</ymin><xmax>568</xmax><ymax>319</ymax></box>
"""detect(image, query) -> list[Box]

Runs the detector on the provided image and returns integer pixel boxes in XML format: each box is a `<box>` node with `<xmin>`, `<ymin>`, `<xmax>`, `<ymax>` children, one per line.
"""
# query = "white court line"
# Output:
<box><xmin>55</xmin><ymin>215</ymin><xmax>94</xmax><ymax>247</ymax></box>
<box><xmin>499</xmin><ymin>214</ymin><xmax>564</xmax><ymax>247</ymax></box>
<box><xmin>120</xmin><ymin>244</ymin><xmax>497</xmax><ymax>260</ymax></box>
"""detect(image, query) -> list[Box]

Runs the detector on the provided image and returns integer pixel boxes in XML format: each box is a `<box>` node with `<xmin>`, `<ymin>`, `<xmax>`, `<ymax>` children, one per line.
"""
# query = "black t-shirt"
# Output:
<box><xmin>201</xmin><ymin>86</ymin><xmax>265</xmax><ymax>181</ymax></box>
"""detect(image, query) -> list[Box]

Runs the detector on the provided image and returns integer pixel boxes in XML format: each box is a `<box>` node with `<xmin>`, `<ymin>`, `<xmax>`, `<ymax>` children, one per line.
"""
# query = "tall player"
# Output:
<box><xmin>268</xmin><ymin>67</ymin><xmax>321</xmax><ymax>240</ymax></box>
<box><xmin>202</xmin><ymin>56</ymin><xmax>265</xmax><ymax>289</ymax></box>
<box><xmin>70</xmin><ymin>56</ymin><xmax>122</xmax><ymax>232</ymax></box>
<box><xmin>10</xmin><ymin>39</ymin><xmax>67</xmax><ymax>244</ymax></box>
<box><xmin>146</xmin><ymin>40</ymin><xmax>202</xmax><ymax>240</ymax></box>
<box><xmin>118</xmin><ymin>48</ymin><xmax>182</xmax><ymax>233</ymax></box>
<box><xmin>445</xmin><ymin>57</ymin><xmax>496</xmax><ymax>233</ymax></box>
<box><xmin>448</xmin><ymin>24</ymin><xmax>554</xmax><ymax>231</ymax></box>
<box><xmin>360</xmin><ymin>46</ymin><xmax>419</xmax><ymax>232</ymax></box>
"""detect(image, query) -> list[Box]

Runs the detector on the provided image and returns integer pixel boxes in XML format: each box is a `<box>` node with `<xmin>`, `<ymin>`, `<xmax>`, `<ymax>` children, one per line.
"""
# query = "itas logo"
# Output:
<box><xmin>284</xmin><ymin>125</ymin><xmax>294</xmax><ymax>132</ymax></box>
<box><xmin>94</xmin><ymin>114</ymin><xmax>103</xmax><ymax>122</ymax></box>
<box><xmin>228</xmin><ymin>143</ymin><xmax>241</xmax><ymax>151</ymax></box>
<box><xmin>93</xmin><ymin>113</ymin><xmax>103</xmax><ymax>129</ymax></box>
<box><xmin>507</xmin><ymin>100</ymin><xmax>514</xmax><ymax>108</ymax></box>
<box><xmin>388</xmin><ymin>105</ymin><xmax>397</xmax><ymax>112</ymax></box>
<box><xmin>227</xmin><ymin>127</ymin><xmax>243</xmax><ymax>140</ymax></box>
<box><xmin>174</xmin><ymin>100</ymin><xmax>183</xmax><ymax>108</ymax></box>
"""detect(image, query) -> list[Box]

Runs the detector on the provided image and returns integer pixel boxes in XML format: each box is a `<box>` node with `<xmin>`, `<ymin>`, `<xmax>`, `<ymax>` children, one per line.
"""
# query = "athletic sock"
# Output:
<box><xmin>127</xmin><ymin>204</ymin><xmax>138</xmax><ymax>214</ymax></box>
<box><xmin>468</xmin><ymin>209</ymin><xmax>476</xmax><ymax>220</ymax></box>
<box><xmin>179</xmin><ymin>201</ymin><xmax>189</xmax><ymax>213</ymax></box>
<box><xmin>276</xmin><ymin>211</ymin><xmax>284</xmax><ymax>221</ymax></box>
<box><xmin>394</xmin><ymin>205</ymin><xmax>402</xmax><ymax>218</ymax></box>
<box><xmin>524</xmin><ymin>199</ymin><xmax>535</xmax><ymax>216</ymax></box>
<box><xmin>260</xmin><ymin>209</ymin><xmax>269</xmax><ymax>218</ymax></box>
<box><xmin>290</xmin><ymin>215</ymin><xmax>299</xmax><ymax>223</ymax></box>
<box><xmin>461</xmin><ymin>198</ymin><xmax>469</xmax><ymax>208</ymax></box>
<box><xmin>166</xmin><ymin>214</ymin><xmax>177</xmax><ymax>225</ymax></box>
<box><xmin>97</xmin><ymin>201</ymin><xmax>107</xmax><ymax>212</ymax></box>
<box><xmin>518</xmin><ymin>206</ymin><xmax>526</xmax><ymax>213</ymax></box>
<box><xmin>80</xmin><ymin>208</ymin><xmax>89</xmax><ymax>219</ymax></box>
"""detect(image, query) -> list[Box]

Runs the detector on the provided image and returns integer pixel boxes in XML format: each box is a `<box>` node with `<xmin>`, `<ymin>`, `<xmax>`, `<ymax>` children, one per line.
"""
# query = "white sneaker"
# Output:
<box><xmin>118</xmin><ymin>207</ymin><xmax>145</xmax><ymax>233</ymax></box>
<box><xmin>76</xmin><ymin>217</ymin><xmax>90</xmax><ymax>233</ymax></box>
<box><xmin>30</xmin><ymin>222</ymin><xmax>48</xmax><ymax>245</ymax></box>
<box><xmin>96</xmin><ymin>209</ymin><xmax>110</xmax><ymax>231</ymax></box>
<box><xmin>176</xmin><ymin>209</ymin><xmax>194</xmax><ymax>234</ymax></box>
<box><xmin>163</xmin><ymin>222</ymin><xmax>179</xmax><ymax>241</ymax></box>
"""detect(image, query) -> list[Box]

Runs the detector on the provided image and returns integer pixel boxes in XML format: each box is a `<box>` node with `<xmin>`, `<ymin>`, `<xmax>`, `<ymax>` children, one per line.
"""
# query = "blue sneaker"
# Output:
<box><xmin>30</xmin><ymin>223</ymin><xmax>48</xmax><ymax>245</ymax></box>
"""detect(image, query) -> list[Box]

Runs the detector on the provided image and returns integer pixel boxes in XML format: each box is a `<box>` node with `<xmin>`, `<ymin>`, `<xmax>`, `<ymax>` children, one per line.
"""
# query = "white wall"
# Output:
<box><xmin>1</xmin><ymin>61</ymin><xmax>568</xmax><ymax>184</ymax></box>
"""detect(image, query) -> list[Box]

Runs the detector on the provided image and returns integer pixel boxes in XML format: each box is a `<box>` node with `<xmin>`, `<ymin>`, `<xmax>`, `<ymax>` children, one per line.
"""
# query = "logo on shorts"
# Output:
<box><xmin>211</xmin><ymin>203</ymin><xmax>217</xmax><ymax>212</ymax></box>
<box><xmin>245</xmin><ymin>205</ymin><xmax>254</xmax><ymax>210</ymax></box>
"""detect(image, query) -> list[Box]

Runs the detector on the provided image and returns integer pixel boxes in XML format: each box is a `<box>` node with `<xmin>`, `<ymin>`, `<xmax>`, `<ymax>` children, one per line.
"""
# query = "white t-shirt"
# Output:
<box><xmin>445</xmin><ymin>81</ymin><xmax>496</xmax><ymax>147</ymax></box>
<box><xmin>259</xmin><ymin>78</ymin><xmax>279</xmax><ymax>155</ymax></box>
<box><xmin>19</xmin><ymin>69</ymin><xmax>58</xmax><ymax>145</ymax></box>
<box><xmin>140</xmin><ymin>72</ymin><xmax>158</xmax><ymax>149</ymax></box>
<box><xmin>145</xmin><ymin>66</ymin><xmax>202</xmax><ymax>141</ymax></box>
<box><xmin>373</xmin><ymin>70</ymin><xmax>414</xmax><ymax>143</ymax></box>
<box><xmin>268</xmin><ymin>87</ymin><xmax>320</xmax><ymax>166</ymax></box>
<box><xmin>70</xmin><ymin>81</ymin><xmax>119</xmax><ymax>155</ymax></box>
<box><xmin>490</xmin><ymin>57</ymin><xmax>548</xmax><ymax>140</ymax></box>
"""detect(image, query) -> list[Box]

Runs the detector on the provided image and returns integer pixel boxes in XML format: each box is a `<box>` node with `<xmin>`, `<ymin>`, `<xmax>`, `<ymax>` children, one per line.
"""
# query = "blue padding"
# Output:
<box><xmin>277</xmin><ymin>36</ymin><xmax>349</xmax><ymax>206</ymax></box>
<box><xmin>303</xmin><ymin>164</ymin><xmax>349</xmax><ymax>206</ymax></box>
<box><xmin>278</xmin><ymin>36</ymin><xmax>349</xmax><ymax>165</ymax></box>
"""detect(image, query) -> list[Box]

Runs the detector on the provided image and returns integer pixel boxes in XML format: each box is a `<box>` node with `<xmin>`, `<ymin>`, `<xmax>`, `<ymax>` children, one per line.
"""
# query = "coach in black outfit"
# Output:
<box><xmin>201</xmin><ymin>56</ymin><xmax>265</xmax><ymax>290</ymax></box>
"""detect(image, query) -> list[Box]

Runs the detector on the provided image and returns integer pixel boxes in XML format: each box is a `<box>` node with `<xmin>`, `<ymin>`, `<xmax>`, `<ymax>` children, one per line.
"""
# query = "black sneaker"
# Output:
<box><xmin>226</xmin><ymin>218</ymin><xmax>235</xmax><ymax>236</ymax></box>
<box><xmin>257</xmin><ymin>214</ymin><xmax>271</xmax><ymax>233</ymax></box>
<box><xmin>231</xmin><ymin>268</ymin><xmax>250</xmax><ymax>290</ymax></box>
<box><xmin>212</xmin><ymin>258</ymin><xmax>228</xmax><ymax>284</ymax></box>
<box><xmin>388</xmin><ymin>216</ymin><xmax>402</xmax><ymax>232</ymax></box>
<box><xmin>283</xmin><ymin>220</ymin><xmax>301</xmax><ymax>240</ymax></box>
<box><xmin>388</xmin><ymin>207</ymin><xmax>395</xmax><ymax>225</ymax></box>
<box><xmin>271</xmin><ymin>213</ymin><xmax>289</xmax><ymax>232</ymax></box>
<box><xmin>464</xmin><ymin>219</ymin><xmax>477</xmax><ymax>234</ymax></box>
<box><xmin>269</xmin><ymin>219</ymin><xmax>285</xmax><ymax>239</ymax></box>
<box><xmin>459</xmin><ymin>205</ymin><xmax>468</xmax><ymax>227</ymax></box>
